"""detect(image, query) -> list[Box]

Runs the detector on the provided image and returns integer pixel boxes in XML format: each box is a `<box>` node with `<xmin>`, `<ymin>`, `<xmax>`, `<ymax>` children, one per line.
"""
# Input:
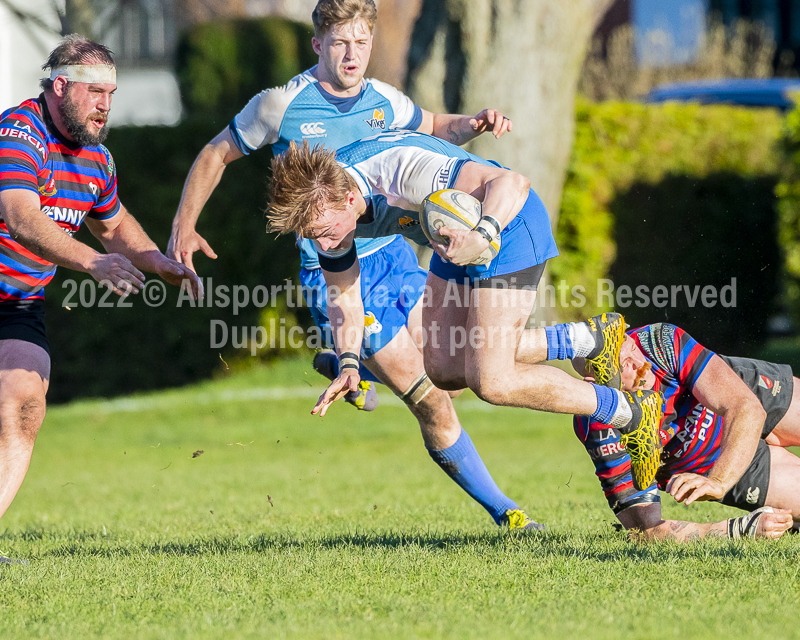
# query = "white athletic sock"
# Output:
<box><xmin>569</xmin><ymin>322</ymin><xmax>596</xmax><ymax>359</ymax></box>
<box><xmin>609</xmin><ymin>390</ymin><xmax>632</xmax><ymax>430</ymax></box>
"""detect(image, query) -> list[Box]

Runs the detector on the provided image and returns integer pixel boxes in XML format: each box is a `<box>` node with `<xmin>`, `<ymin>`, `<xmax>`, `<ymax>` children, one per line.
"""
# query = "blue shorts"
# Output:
<box><xmin>299</xmin><ymin>236</ymin><xmax>427</xmax><ymax>360</ymax></box>
<box><xmin>429</xmin><ymin>188</ymin><xmax>559</xmax><ymax>283</ymax></box>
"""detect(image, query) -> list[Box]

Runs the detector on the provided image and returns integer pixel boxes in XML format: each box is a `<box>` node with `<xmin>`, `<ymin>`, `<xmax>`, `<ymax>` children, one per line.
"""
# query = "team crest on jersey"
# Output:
<box><xmin>398</xmin><ymin>215</ymin><xmax>419</xmax><ymax>230</ymax></box>
<box><xmin>38</xmin><ymin>169</ymin><xmax>57</xmax><ymax>197</ymax></box>
<box><xmin>364</xmin><ymin>108</ymin><xmax>386</xmax><ymax>130</ymax></box>
<box><xmin>363</xmin><ymin>311</ymin><xmax>383</xmax><ymax>336</ymax></box>
<box><xmin>100</xmin><ymin>145</ymin><xmax>115</xmax><ymax>177</ymax></box>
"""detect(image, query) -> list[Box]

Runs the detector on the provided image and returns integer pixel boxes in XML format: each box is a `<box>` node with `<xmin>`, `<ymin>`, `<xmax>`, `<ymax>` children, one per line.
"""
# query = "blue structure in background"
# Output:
<box><xmin>633</xmin><ymin>0</ymin><xmax>710</xmax><ymax>65</ymax></box>
<box><xmin>644</xmin><ymin>78</ymin><xmax>800</xmax><ymax>109</ymax></box>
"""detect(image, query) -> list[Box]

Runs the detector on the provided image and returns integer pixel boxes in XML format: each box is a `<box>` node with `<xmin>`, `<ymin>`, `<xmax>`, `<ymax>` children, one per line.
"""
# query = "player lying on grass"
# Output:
<box><xmin>574</xmin><ymin>322</ymin><xmax>798</xmax><ymax>540</ymax></box>
<box><xmin>265</xmin><ymin>133</ymin><xmax>705</xmax><ymax>495</ymax></box>
<box><xmin>0</xmin><ymin>36</ymin><xmax>201</xmax><ymax>555</ymax></box>
<box><xmin>167</xmin><ymin>0</ymin><xmax>540</xmax><ymax>532</ymax></box>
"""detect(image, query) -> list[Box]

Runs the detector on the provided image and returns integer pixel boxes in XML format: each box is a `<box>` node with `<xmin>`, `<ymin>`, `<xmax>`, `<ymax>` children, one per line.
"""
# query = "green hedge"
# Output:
<box><xmin>175</xmin><ymin>17</ymin><xmax>316</xmax><ymax>123</ymax></box>
<box><xmin>555</xmin><ymin>100</ymin><xmax>783</xmax><ymax>353</ymax></box>
<box><xmin>776</xmin><ymin>102</ymin><xmax>800</xmax><ymax>327</ymax></box>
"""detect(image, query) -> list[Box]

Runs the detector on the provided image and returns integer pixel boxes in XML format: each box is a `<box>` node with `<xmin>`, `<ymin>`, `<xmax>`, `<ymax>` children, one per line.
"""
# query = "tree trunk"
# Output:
<box><xmin>407</xmin><ymin>0</ymin><xmax>614</xmax><ymax>226</ymax></box>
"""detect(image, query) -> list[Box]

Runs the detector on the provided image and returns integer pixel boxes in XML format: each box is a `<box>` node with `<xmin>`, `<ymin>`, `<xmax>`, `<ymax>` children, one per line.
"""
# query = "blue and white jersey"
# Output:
<box><xmin>328</xmin><ymin>130</ymin><xmax>500</xmax><ymax>249</ymax></box>
<box><xmin>229</xmin><ymin>66</ymin><xmax>423</xmax><ymax>269</ymax></box>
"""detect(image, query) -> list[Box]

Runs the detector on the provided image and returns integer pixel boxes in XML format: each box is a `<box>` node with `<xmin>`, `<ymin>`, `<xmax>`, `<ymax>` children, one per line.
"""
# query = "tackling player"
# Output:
<box><xmin>574</xmin><ymin>322</ymin><xmax>799</xmax><ymax>541</ymax></box>
<box><xmin>168</xmin><ymin>0</ymin><xmax>541</xmax><ymax>532</ymax></box>
<box><xmin>266</xmin><ymin>132</ymin><xmax>680</xmax><ymax>495</ymax></box>
<box><xmin>0</xmin><ymin>36</ymin><xmax>201</xmax><ymax>555</ymax></box>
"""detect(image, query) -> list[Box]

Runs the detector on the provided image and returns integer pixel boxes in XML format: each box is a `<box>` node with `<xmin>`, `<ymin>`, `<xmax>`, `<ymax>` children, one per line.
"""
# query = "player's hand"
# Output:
<box><xmin>469</xmin><ymin>109</ymin><xmax>512</xmax><ymax>139</ymax></box>
<box><xmin>666</xmin><ymin>473</ymin><xmax>726</xmax><ymax>504</ymax></box>
<box><xmin>756</xmin><ymin>508</ymin><xmax>794</xmax><ymax>539</ymax></box>
<box><xmin>167</xmin><ymin>227</ymin><xmax>217</xmax><ymax>274</ymax></box>
<box><xmin>155</xmin><ymin>258</ymin><xmax>205</xmax><ymax>300</ymax></box>
<box><xmin>312</xmin><ymin>369</ymin><xmax>361</xmax><ymax>417</ymax></box>
<box><xmin>88</xmin><ymin>253</ymin><xmax>145</xmax><ymax>297</ymax></box>
<box><xmin>434</xmin><ymin>228</ymin><xmax>488</xmax><ymax>266</ymax></box>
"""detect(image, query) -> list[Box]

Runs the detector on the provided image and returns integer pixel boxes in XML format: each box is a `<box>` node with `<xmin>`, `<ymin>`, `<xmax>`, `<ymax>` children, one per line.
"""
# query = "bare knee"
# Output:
<box><xmin>466</xmin><ymin>370</ymin><xmax>510</xmax><ymax>406</ymax></box>
<box><xmin>0</xmin><ymin>378</ymin><xmax>47</xmax><ymax>444</ymax></box>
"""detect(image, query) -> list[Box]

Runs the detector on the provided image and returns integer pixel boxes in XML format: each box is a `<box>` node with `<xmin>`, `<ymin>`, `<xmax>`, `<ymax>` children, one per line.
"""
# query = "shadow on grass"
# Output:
<box><xmin>4</xmin><ymin>526</ymin><xmax>795</xmax><ymax>563</ymax></box>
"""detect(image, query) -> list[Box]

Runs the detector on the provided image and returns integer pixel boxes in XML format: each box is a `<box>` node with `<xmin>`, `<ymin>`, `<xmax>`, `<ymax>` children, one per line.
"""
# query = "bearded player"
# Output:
<box><xmin>0</xmin><ymin>36</ymin><xmax>201</xmax><ymax>557</ymax></box>
<box><xmin>574</xmin><ymin>322</ymin><xmax>799</xmax><ymax>541</ymax></box>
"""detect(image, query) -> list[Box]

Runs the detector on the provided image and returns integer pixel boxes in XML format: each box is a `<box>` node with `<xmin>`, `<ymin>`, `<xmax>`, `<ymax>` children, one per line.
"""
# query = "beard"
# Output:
<box><xmin>58</xmin><ymin>90</ymin><xmax>109</xmax><ymax>147</ymax></box>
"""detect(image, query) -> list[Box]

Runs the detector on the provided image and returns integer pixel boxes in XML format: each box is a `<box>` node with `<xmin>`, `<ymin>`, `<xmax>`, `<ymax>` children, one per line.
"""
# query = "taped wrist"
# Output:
<box><xmin>474</xmin><ymin>216</ymin><xmax>502</xmax><ymax>244</ymax></box>
<box><xmin>338</xmin><ymin>351</ymin><xmax>360</xmax><ymax>372</ymax></box>
<box><xmin>727</xmin><ymin>506</ymin><xmax>773</xmax><ymax>539</ymax></box>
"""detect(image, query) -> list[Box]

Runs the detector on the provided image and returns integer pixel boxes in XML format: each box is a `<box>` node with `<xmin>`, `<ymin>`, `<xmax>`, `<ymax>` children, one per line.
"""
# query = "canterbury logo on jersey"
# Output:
<box><xmin>364</xmin><ymin>108</ymin><xmax>386</xmax><ymax>130</ymax></box>
<box><xmin>41</xmin><ymin>205</ymin><xmax>87</xmax><ymax>226</ymax></box>
<box><xmin>300</xmin><ymin>122</ymin><xmax>326</xmax><ymax>136</ymax></box>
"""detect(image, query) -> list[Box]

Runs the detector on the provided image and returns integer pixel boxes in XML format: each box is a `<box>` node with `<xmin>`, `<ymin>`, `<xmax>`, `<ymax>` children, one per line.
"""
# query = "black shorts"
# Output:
<box><xmin>719</xmin><ymin>355</ymin><xmax>793</xmax><ymax>437</ymax></box>
<box><xmin>0</xmin><ymin>299</ymin><xmax>49</xmax><ymax>354</ymax></box>
<box><xmin>720</xmin><ymin>438</ymin><xmax>770</xmax><ymax>511</ymax></box>
<box><xmin>473</xmin><ymin>261</ymin><xmax>547</xmax><ymax>290</ymax></box>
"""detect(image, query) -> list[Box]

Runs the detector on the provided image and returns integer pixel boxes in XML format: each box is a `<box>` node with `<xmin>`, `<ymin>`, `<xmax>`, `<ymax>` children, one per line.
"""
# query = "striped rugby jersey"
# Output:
<box><xmin>0</xmin><ymin>95</ymin><xmax>120</xmax><ymax>300</ymax></box>
<box><xmin>574</xmin><ymin>323</ymin><xmax>718</xmax><ymax>512</ymax></box>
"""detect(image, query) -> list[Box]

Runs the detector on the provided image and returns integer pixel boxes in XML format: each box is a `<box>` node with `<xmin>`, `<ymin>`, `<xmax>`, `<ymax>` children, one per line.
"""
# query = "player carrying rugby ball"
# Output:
<box><xmin>266</xmin><ymin>130</ymin><xmax>687</xmax><ymax>493</ymax></box>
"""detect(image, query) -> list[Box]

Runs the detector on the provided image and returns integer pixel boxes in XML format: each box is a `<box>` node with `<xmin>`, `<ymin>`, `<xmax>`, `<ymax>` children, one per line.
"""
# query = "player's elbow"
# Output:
<box><xmin>506</xmin><ymin>170</ymin><xmax>530</xmax><ymax>194</ymax></box>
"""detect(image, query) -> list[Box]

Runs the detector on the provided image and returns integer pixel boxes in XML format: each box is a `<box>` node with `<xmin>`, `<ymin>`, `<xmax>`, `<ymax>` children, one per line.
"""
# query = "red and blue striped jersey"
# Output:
<box><xmin>574</xmin><ymin>323</ymin><xmax>718</xmax><ymax>511</ymax></box>
<box><xmin>0</xmin><ymin>95</ymin><xmax>120</xmax><ymax>300</ymax></box>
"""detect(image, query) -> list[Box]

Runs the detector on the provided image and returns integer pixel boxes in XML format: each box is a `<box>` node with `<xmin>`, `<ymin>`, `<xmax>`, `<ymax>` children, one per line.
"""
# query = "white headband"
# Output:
<box><xmin>49</xmin><ymin>64</ymin><xmax>116</xmax><ymax>84</ymax></box>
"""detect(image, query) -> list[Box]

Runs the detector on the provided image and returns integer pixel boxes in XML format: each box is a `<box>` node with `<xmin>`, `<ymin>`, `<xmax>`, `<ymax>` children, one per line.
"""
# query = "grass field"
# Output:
<box><xmin>1</xmin><ymin>358</ymin><xmax>799</xmax><ymax>639</ymax></box>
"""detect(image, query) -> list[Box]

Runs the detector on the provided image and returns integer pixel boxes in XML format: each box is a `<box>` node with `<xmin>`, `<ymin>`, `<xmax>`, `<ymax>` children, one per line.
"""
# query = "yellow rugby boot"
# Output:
<box><xmin>619</xmin><ymin>388</ymin><xmax>664</xmax><ymax>491</ymax></box>
<box><xmin>502</xmin><ymin>509</ymin><xmax>545</xmax><ymax>532</ymax></box>
<box><xmin>585</xmin><ymin>312</ymin><xmax>626</xmax><ymax>389</ymax></box>
<box><xmin>312</xmin><ymin>351</ymin><xmax>378</xmax><ymax>411</ymax></box>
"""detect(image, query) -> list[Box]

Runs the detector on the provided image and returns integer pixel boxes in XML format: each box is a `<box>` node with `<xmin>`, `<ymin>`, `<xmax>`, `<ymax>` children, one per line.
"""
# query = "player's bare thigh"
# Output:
<box><xmin>766</xmin><ymin>376</ymin><xmax>800</xmax><ymax>447</ymax></box>
<box><xmin>764</xmin><ymin>445</ymin><xmax>800</xmax><ymax>521</ymax></box>
<box><xmin>463</xmin><ymin>286</ymin><xmax>536</xmax><ymax>394</ymax></box>
<box><xmin>422</xmin><ymin>273</ymin><xmax>470</xmax><ymax>390</ymax></box>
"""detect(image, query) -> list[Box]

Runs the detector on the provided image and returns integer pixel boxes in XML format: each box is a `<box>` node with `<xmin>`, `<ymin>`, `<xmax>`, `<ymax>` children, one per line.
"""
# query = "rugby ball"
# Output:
<box><xmin>421</xmin><ymin>189</ymin><xmax>501</xmax><ymax>266</ymax></box>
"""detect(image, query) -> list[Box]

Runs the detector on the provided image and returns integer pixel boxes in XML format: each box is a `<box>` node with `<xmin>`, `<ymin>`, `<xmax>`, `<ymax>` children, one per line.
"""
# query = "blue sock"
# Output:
<box><xmin>544</xmin><ymin>323</ymin><xmax>574</xmax><ymax>360</ymax></box>
<box><xmin>590</xmin><ymin>384</ymin><xmax>619</xmax><ymax>424</ymax></box>
<box><xmin>327</xmin><ymin>356</ymin><xmax>381</xmax><ymax>384</ymax></box>
<box><xmin>427</xmin><ymin>429</ymin><xmax>518</xmax><ymax>525</ymax></box>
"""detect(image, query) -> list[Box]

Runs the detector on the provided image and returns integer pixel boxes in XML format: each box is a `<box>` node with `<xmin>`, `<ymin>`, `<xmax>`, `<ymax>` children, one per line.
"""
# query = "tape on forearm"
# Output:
<box><xmin>338</xmin><ymin>351</ymin><xmax>360</xmax><ymax>372</ymax></box>
<box><xmin>49</xmin><ymin>65</ymin><xmax>117</xmax><ymax>84</ymax></box>
<box><xmin>474</xmin><ymin>216</ymin><xmax>501</xmax><ymax>243</ymax></box>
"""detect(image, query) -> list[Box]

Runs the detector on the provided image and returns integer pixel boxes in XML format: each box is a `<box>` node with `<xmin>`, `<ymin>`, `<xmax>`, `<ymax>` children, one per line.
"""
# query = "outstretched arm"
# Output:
<box><xmin>618</xmin><ymin>502</ymin><xmax>792</xmax><ymax>541</ymax></box>
<box><xmin>86</xmin><ymin>205</ymin><xmax>202</xmax><ymax>299</ymax></box>
<box><xmin>0</xmin><ymin>189</ymin><xmax>145</xmax><ymax>297</ymax></box>
<box><xmin>168</xmin><ymin>128</ymin><xmax>244</xmax><ymax>272</ymax></box>
<box><xmin>312</xmin><ymin>253</ymin><xmax>364</xmax><ymax>417</ymax></box>
<box><xmin>666</xmin><ymin>356</ymin><xmax>766</xmax><ymax>504</ymax></box>
<box><xmin>418</xmin><ymin>109</ymin><xmax>512</xmax><ymax>145</ymax></box>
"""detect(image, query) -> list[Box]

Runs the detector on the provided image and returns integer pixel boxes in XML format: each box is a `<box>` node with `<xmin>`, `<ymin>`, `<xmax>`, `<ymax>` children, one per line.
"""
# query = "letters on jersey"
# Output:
<box><xmin>0</xmin><ymin>96</ymin><xmax>120</xmax><ymax>300</ymax></box>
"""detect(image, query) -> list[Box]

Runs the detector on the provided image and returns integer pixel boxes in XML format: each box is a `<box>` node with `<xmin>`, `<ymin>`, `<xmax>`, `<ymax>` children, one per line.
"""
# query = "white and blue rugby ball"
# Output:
<box><xmin>421</xmin><ymin>189</ymin><xmax>501</xmax><ymax>266</ymax></box>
